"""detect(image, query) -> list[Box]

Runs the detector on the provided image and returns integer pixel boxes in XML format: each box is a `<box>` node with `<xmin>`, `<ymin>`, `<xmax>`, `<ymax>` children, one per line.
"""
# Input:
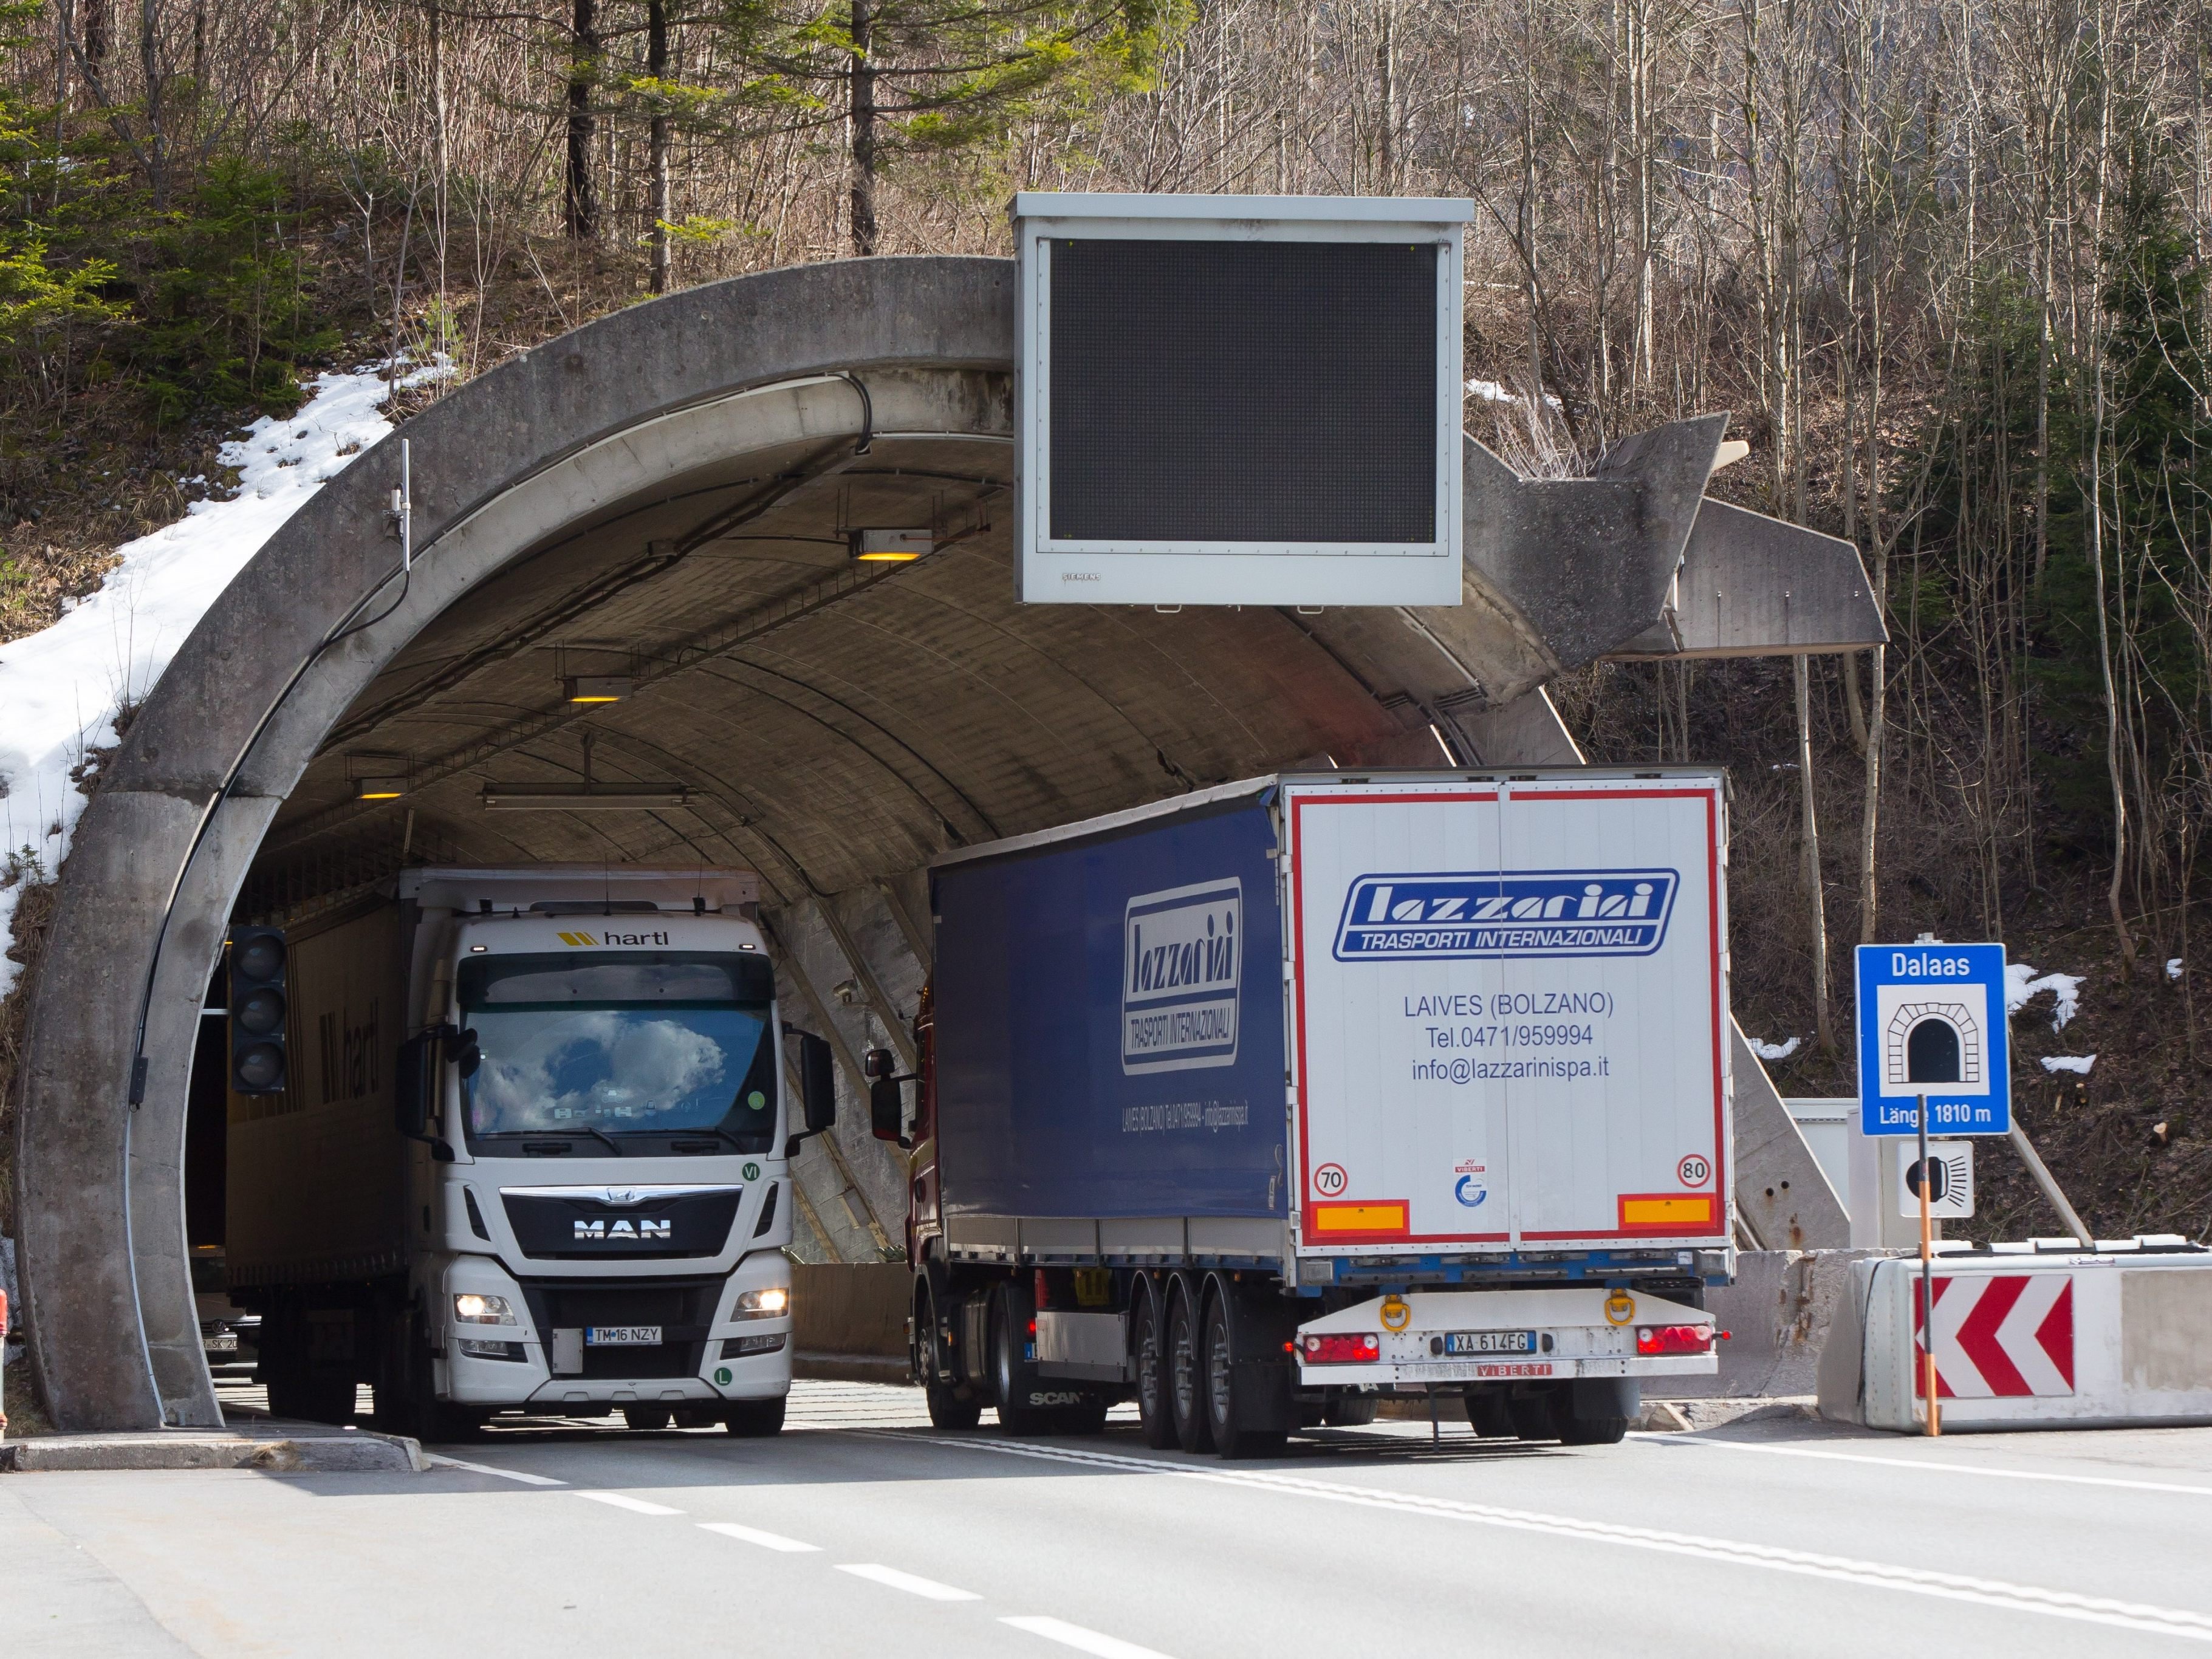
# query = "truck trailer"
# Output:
<box><xmin>225</xmin><ymin>866</ymin><xmax>835</xmax><ymax>1438</ymax></box>
<box><xmin>878</xmin><ymin>770</ymin><xmax>1734</xmax><ymax>1455</ymax></box>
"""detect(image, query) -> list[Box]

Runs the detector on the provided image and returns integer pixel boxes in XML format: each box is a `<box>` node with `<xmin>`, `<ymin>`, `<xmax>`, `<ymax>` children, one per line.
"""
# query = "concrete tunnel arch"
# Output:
<box><xmin>15</xmin><ymin>250</ymin><xmax>1894</xmax><ymax>1431</ymax></box>
<box><xmin>17</xmin><ymin>254</ymin><xmax>1636</xmax><ymax>1432</ymax></box>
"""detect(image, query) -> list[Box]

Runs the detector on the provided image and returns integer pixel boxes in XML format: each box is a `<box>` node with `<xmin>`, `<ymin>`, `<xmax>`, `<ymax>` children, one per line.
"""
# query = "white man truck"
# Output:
<box><xmin>225</xmin><ymin>866</ymin><xmax>835</xmax><ymax>1438</ymax></box>
<box><xmin>879</xmin><ymin>770</ymin><xmax>1734</xmax><ymax>1455</ymax></box>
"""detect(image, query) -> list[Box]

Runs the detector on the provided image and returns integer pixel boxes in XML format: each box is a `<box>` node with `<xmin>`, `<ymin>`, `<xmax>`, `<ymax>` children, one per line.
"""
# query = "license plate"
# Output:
<box><xmin>204</xmin><ymin>1332</ymin><xmax>238</xmax><ymax>1352</ymax></box>
<box><xmin>1443</xmin><ymin>1330</ymin><xmax>1536</xmax><ymax>1356</ymax></box>
<box><xmin>586</xmin><ymin>1325</ymin><xmax>662</xmax><ymax>1346</ymax></box>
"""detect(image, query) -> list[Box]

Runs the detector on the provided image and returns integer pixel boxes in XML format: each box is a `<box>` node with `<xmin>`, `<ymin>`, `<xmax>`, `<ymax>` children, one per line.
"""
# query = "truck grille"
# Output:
<box><xmin>501</xmin><ymin>1187</ymin><xmax>741</xmax><ymax>1259</ymax></box>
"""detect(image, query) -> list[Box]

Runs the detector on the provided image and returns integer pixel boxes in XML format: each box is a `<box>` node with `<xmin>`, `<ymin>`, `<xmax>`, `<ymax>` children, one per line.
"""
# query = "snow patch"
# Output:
<box><xmin>2168</xmin><ymin>958</ymin><xmax>2185</xmax><ymax>982</ymax></box>
<box><xmin>2005</xmin><ymin>962</ymin><xmax>2084</xmax><ymax>1032</ymax></box>
<box><xmin>1747</xmin><ymin>1035</ymin><xmax>1801</xmax><ymax>1062</ymax></box>
<box><xmin>0</xmin><ymin>361</ymin><xmax>446</xmax><ymax>1001</ymax></box>
<box><xmin>2041</xmin><ymin>1054</ymin><xmax>2097</xmax><ymax>1075</ymax></box>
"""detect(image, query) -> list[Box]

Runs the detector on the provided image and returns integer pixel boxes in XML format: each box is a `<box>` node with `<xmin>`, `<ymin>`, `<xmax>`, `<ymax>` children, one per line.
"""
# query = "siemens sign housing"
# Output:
<box><xmin>1333</xmin><ymin>870</ymin><xmax>1680</xmax><ymax>961</ymax></box>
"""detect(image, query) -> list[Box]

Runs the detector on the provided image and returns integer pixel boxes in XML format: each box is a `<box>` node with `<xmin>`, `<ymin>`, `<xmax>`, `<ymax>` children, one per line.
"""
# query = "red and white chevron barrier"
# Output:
<box><xmin>1914</xmin><ymin>1272</ymin><xmax>2074</xmax><ymax>1398</ymax></box>
<box><xmin>1817</xmin><ymin>1242</ymin><xmax>2212</xmax><ymax>1432</ymax></box>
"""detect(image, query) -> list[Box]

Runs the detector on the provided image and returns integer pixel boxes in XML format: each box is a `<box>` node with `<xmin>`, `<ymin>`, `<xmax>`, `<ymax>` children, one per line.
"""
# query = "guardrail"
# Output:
<box><xmin>1817</xmin><ymin>1237</ymin><xmax>2212</xmax><ymax>1432</ymax></box>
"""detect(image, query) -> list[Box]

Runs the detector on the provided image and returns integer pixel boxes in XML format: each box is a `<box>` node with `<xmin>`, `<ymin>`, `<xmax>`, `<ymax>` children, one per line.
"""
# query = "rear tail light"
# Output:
<box><xmin>1299</xmin><ymin>1332</ymin><xmax>1382</xmax><ymax>1364</ymax></box>
<box><xmin>1636</xmin><ymin>1324</ymin><xmax>1714</xmax><ymax>1356</ymax></box>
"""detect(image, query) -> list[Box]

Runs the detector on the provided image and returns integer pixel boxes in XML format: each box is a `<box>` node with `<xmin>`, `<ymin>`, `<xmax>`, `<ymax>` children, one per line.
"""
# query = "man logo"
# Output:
<box><xmin>1333</xmin><ymin>870</ymin><xmax>1680</xmax><ymax>961</ymax></box>
<box><xmin>573</xmin><ymin>1218</ymin><xmax>673</xmax><ymax>1241</ymax></box>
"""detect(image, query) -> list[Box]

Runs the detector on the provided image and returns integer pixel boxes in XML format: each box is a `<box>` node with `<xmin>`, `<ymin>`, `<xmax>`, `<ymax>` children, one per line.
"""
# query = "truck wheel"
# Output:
<box><xmin>1323</xmin><ymin>1392</ymin><xmax>1378</xmax><ymax>1427</ymax></box>
<box><xmin>1462</xmin><ymin>1389</ymin><xmax>1515</xmax><ymax>1438</ymax></box>
<box><xmin>1203</xmin><ymin>1290</ymin><xmax>1286</xmax><ymax>1460</ymax></box>
<box><xmin>623</xmin><ymin>1406</ymin><xmax>672</xmax><ymax>1432</ymax></box>
<box><xmin>918</xmin><ymin>1285</ymin><xmax>983</xmax><ymax>1430</ymax></box>
<box><xmin>926</xmin><ymin>1375</ymin><xmax>984</xmax><ymax>1431</ymax></box>
<box><xmin>724</xmin><ymin>1398</ymin><xmax>787</xmax><ymax>1437</ymax></box>
<box><xmin>1550</xmin><ymin>1380</ymin><xmax>1633</xmax><ymax>1446</ymax></box>
<box><xmin>1131</xmin><ymin>1280</ymin><xmax>1176</xmax><ymax>1449</ymax></box>
<box><xmin>1166</xmin><ymin>1277</ymin><xmax>1214</xmax><ymax>1454</ymax></box>
<box><xmin>990</xmin><ymin>1281</ymin><xmax>1049</xmax><ymax>1435</ymax></box>
<box><xmin>1507</xmin><ymin>1389</ymin><xmax>1555</xmax><ymax>1441</ymax></box>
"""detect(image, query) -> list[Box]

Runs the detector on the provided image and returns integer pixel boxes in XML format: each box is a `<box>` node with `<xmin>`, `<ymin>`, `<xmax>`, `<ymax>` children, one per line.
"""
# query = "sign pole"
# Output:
<box><xmin>1917</xmin><ymin>1092</ymin><xmax>1940</xmax><ymax>1436</ymax></box>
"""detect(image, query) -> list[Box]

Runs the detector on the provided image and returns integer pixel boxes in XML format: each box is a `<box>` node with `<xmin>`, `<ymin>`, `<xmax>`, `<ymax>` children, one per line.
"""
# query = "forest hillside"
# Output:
<box><xmin>2</xmin><ymin>0</ymin><xmax>2210</xmax><ymax>1242</ymax></box>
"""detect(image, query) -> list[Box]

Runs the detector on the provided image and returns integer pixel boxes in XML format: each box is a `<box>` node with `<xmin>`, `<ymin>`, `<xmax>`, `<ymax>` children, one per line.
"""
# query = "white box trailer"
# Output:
<box><xmin>895</xmin><ymin>770</ymin><xmax>1736</xmax><ymax>1456</ymax></box>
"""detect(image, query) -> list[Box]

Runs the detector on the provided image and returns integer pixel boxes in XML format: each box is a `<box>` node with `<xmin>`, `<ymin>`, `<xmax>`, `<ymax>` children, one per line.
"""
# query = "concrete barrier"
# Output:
<box><xmin>1818</xmin><ymin>1239</ymin><xmax>2212</xmax><ymax>1431</ymax></box>
<box><xmin>792</xmin><ymin>1264</ymin><xmax>913</xmax><ymax>1380</ymax></box>
<box><xmin>1646</xmin><ymin>1249</ymin><xmax>1895</xmax><ymax>1398</ymax></box>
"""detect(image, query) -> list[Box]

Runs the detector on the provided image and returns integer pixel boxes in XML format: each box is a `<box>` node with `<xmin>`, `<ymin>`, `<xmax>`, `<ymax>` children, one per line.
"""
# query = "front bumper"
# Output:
<box><xmin>438</xmin><ymin>1254</ymin><xmax>793</xmax><ymax>1408</ymax></box>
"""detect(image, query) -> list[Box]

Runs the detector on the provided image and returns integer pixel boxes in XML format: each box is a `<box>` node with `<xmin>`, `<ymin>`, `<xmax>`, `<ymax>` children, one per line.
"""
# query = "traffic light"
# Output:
<box><xmin>229</xmin><ymin>927</ymin><xmax>289</xmax><ymax>1095</ymax></box>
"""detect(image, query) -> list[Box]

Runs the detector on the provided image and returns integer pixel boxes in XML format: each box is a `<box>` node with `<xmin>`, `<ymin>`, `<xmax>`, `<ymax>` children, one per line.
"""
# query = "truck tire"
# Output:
<box><xmin>918</xmin><ymin>1284</ymin><xmax>982</xmax><ymax>1430</ymax></box>
<box><xmin>1131</xmin><ymin>1279</ymin><xmax>1176</xmax><ymax>1449</ymax></box>
<box><xmin>1165</xmin><ymin>1276</ymin><xmax>1214</xmax><ymax>1454</ymax></box>
<box><xmin>1507</xmin><ymin>1388</ymin><xmax>1555</xmax><ymax>1441</ymax></box>
<box><xmin>724</xmin><ymin>1398</ymin><xmax>787</xmax><ymax>1437</ymax></box>
<box><xmin>623</xmin><ymin>1406</ymin><xmax>672</xmax><ymax>1431</ymax></box>
<box><xmin>1324</xmin><ymin>1392</ymin><xmax>1379</xmax><ymax>1427</ymax></box>
<box><xmin>1202</xmin><ymin>1289</ymin><xmax>1287</xmax><ymax>1460</ymax></box>
<box><xmin>990</xmin><ymin>1281</ymin><xmax>1050</xmax><ymax>1435</ymax></box>
<box><xmin>1552</xmin><ymin>1378</ymin><xmax>1635</xmax><ymax>1446</ymax></box>
<box><xmin>1462</xmin><ymin>1389</ymin><xmax>1515</xmax><ymax>1438</ymax></box>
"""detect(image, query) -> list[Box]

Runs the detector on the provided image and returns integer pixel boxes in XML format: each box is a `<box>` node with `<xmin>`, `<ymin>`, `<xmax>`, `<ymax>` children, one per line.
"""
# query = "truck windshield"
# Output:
<box><xmin>457</xmin><ymin>953</ymin><xmax>778</xmax><ymax>1151</ymax></box>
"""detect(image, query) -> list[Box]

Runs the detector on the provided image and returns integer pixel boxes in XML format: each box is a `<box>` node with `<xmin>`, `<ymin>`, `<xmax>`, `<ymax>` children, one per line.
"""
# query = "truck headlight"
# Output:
<box><xmin>454</xmin><ymin>1293</ymin><xmax>518</xmax><ymax>1325</ymax></box>
<box><xmin>733</xmin><ymin>1286</ymin><xmax>789</xmax><ymax>1319</ymax></box>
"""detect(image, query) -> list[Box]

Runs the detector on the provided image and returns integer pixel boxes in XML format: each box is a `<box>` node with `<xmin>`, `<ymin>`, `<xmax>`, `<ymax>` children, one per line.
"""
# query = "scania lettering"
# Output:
<box><xmin>878</xmin><ymin>771</ymin><xmax>1733</xmax><ymax>1456</ymax></box>
<box><xmin>224</xmin><ymin>866</ymin><xmax>837</xmax><ymax>1439</ymax></box>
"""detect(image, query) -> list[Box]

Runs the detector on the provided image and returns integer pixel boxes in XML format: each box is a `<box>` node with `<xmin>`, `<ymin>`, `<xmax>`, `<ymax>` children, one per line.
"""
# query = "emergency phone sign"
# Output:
<box><xmin>1855</xmin><ymin>942</ymin><xmax>2011</xmax><ymax>1137</ymax></box>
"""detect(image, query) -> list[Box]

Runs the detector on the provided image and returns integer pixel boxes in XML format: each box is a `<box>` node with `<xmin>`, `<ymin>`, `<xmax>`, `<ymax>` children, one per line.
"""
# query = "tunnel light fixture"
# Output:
<box><xmin>565</xmin><ymin>675</ymin><xmax>633</xmax><ymax>703</ymax></box>
<box><xmin>850</xmin><ymin>527</ymin><xmax>933</xmax><ymax>563</ymax></box>
<box><xmin>354</xmin><ymin>776</ymin><xmax>409</xmax><ymax>801</ymax></box>
<box><xmin>479</xmin><ymin>782</ymin><xmax>691</xmax><ymax>810</ymax></box>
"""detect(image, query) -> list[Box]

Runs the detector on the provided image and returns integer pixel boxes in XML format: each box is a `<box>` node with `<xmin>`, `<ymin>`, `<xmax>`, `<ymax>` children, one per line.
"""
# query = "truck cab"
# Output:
<box><xmin>230</xmin><ymin>866</ymin><xmax>835</xmax><ymax>1439</ymax></box>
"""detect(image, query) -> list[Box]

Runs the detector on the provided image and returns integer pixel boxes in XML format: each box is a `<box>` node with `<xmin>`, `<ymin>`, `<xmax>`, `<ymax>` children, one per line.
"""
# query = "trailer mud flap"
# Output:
<box><xmin>1216</xmin><ymin>1275</ymin><xmax>1300</xmax><ymax>1434</ymax></box>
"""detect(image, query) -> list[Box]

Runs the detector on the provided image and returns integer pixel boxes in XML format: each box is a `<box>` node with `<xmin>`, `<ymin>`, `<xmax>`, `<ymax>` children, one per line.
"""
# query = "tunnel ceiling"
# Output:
<box><xmin>245</xmin><ymin>368</ymin><xmax>1429</xmax><ymax>917</ymax></box>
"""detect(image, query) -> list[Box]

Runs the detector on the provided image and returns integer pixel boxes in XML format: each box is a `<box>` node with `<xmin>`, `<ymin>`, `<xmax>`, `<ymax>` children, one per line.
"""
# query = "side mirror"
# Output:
<box><xmin>863</xmin><ymin>1047</ymin><xmax>895</xmax><ymax>1079</ymax></box>
<box><xmin>796</xmin><ymin>1030</ymin><xmax>836</xmax><ymax>1135</ymax></box>
<box><xmin>451</xmin><ymin>1027</ymin><xmax>481</xmax><ymax>1079</ymax></box>
<box><xmin>869</xmin><ymin>1076</ymin><xmax>909</xmax><ymax>1146</ymax></box>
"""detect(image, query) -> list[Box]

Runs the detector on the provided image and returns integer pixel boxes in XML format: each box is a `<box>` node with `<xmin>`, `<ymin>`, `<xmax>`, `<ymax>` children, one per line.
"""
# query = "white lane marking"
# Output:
<box><xmin>575</xmin><ymin>1491</ymin><xmax>685</xmax><ymax>1516</ymax></box>
<box><xmin>1003</xmin><ymin>1615</ymin><xmax>1177</xmax><ymax>1659</ymax></box>
<box><xmin>1645</xmin><ymin>1434</ymin><xmax>2212</xmax><ymax>1499</ymax></box>
<box><xmin>424</xmin><ymin>1454</ymin><xmax>567</xmax><ymax>1486</ymax></box>
<box><xmin>858</xmin><ymin>1433</ymin><xmax>2212</xmax><ymax>1644</ymax></box>
<box><xmin>835</xmin><ymin>1564</ymin><xmax>982</xmax><ymax>1602</ymax></box>
<box><xmin>698</xmin><ymin>1520</ymin><xmax>821</xmax><ymax>1553</ymax></box>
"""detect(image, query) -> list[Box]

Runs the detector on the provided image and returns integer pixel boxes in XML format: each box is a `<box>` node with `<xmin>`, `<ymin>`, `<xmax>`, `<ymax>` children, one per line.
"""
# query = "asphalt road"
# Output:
<box><xmin>7</xmin><ymin>1383</ymin><xmax>2212</xmax><ymax>1657</ymax></box>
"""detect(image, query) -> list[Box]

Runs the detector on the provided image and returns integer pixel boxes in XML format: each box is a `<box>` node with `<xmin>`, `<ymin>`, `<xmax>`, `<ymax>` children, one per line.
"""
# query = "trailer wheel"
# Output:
<box><xmin>724</xmin><ymin>1397</ymin><xmax>787</xmax><ymax>1437</ymax></box>
<box><xmin>1323</xmin><ymin>1392</ymin><xmax>1378</xmax><ymax>1427</ymax></box>
<box><xmin>1507</xmin><ymin>1388</ymin><xmax>1555</xmax><ymax>1440</ymax></box>
<box><xmin>1550</xmin><ymin>1378</ymin><xmax>1634</xmax><ymax>1446</ymax></box>
<box><xmin>1202</xmin><ymin>1289</ymin><xmax>1287</xmax><ymax>1460</ymax></box>
<box><xmin>1462</xmin><ymin>1389</ymin><xmax>1514</xmax><ymax>1438</ymax></box>
<box><xmin>1166</xmin><ymin>1276</ymin><xmax>1214</xmax><ymax>1454</ymax></box>
<box><xmin>1131</xmin><ymin>1279</ymin><xmax>1175</xmax><ymax>1449</ymax></box>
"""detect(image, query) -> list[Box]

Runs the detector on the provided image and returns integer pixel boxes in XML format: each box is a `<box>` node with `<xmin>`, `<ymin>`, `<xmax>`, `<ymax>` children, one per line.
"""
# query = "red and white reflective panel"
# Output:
<box><xmin>1912</xmin><ymin>1273</ymin><xmax>2074</xmax><ymax>1398</ymax></box>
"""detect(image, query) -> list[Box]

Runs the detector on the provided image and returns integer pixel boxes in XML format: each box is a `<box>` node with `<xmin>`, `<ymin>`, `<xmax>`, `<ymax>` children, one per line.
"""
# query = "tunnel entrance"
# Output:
<box><xmin>18</xmin><ymin>253</ymin><xmax>1883</xmax><ymax>1431</ymax></box>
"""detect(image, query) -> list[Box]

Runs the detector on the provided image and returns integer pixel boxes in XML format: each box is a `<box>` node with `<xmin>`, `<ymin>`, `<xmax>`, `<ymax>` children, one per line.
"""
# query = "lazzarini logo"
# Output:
<box><xmin>1121</xmin><ymin>879</ymin><xmax>1241</xmax><ymax>1073</ymax></box>
<box><xmin>1333</xmin><ymin>870</ymin><xmax>1680</xmax><ymax>961</ymax></box>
